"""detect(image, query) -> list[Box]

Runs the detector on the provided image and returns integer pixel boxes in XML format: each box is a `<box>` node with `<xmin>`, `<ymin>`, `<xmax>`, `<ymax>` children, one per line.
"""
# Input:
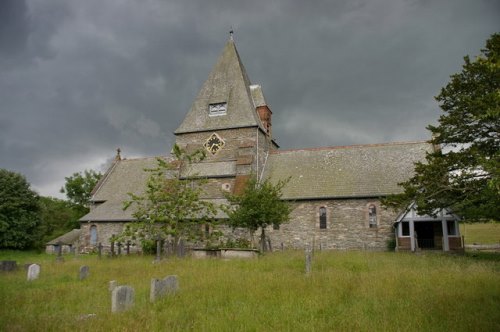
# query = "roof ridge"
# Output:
<box><xmin>271</xmin><ymin>140</ymin><xmax>430</xmax><ymax>154</ymax></box>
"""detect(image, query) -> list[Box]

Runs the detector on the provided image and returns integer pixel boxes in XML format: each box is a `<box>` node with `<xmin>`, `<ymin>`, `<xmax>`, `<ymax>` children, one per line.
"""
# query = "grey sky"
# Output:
<box><xmin>0</xmin><ymin>0</ymin><xmax>498</xmax><ymax>198</ymax></box>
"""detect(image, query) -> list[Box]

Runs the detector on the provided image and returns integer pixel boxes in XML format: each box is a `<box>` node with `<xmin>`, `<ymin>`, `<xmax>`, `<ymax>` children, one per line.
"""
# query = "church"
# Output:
<box><xmin>79</xmin><ymin>36</ymin><xmax>463</xmax><ymax>253</ymax></box>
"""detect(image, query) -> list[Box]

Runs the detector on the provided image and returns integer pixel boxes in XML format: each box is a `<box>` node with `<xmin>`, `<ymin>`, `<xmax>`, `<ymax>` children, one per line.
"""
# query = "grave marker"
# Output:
<box><xmin>111</xmin><ymin>286</ymin><xmax>134</xmax><ymax>312</ymax></box>
<box><xmin>150</xmin><ymin>275</ymin><xmax>179</xmax><ymax>302</ymax></box>
<box><xmin>27</xmin><ymin>264</ymin><xmax>40</xmax><ymax>281</ymax></box>
<box><xmin>0</xmin><ymin>260</ymin><xmax>17</xmax><ymax>272</ymax></box>
<box><xmin>79</xmin><ymin>265</ymin><xmax>90</xmax><ymax>280</ymax></box>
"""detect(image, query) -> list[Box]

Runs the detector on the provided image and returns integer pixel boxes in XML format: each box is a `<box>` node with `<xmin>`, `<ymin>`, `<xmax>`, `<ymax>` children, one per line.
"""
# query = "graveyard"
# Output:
<box><xmin>0</xmin><ymin>250</ymin><xmax>499</xmax><ymax>331</ymax></box>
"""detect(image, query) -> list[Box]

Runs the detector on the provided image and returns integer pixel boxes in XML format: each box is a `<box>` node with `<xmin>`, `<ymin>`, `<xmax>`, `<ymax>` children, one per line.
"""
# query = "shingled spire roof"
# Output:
<box><xmin>175</xmin><ymin>38</ymin><xmax>265</xmax><ymax>134</ymax></box>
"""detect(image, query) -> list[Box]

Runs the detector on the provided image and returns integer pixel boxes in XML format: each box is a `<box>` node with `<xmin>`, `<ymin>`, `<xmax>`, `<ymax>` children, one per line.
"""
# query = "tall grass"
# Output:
<box><xmin>0</xmin><ymin>251</ymin><xmax>499</xmax><ymax>331</ymax></box>
<box><xmin>460</xmin><ymin>222</ymin><xmax>500</xmax><ymax>244</ymax></box>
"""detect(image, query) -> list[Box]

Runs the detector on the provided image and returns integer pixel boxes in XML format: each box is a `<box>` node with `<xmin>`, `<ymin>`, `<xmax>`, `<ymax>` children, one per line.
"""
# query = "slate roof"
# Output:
<box><xmin>80</xmin><ymin>157</ymin><xmax>163</xmax><ymax>221</ymax></box>
<box><xmin>262</xmin><ymin>141</ymin><xmax>432</xmax><ymax>200</ymax></box>
<box><xmin>80</xmin><ymin>156</ymin><xmax>231</xmax><ymax>221</ymax></box>
<box><xmin>46</xmin><ymin>229</ymin><xmax>81</xmax><ymax>245</ymax></box>
<box><xmin>174</xmin><ymin>38</ymin><xmax>266</xmax><ymax>134</ymax></box>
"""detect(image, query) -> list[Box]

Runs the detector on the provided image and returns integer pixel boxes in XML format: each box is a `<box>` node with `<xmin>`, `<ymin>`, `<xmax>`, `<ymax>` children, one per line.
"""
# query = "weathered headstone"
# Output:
<box><xmin>111</xmin><ymin>285</ymin><xmax>135</xmax><ymax>313</ymax></box>
<box><xmin>305</xmin><ymin>248</ymin><xmax>312</xmax><ymax>275</ymax></box>
<box><xmin>150</xmin><ymin>275</ymin><xmax>179</xmax><ymax>302</ymax></box>
<box><xmin>117</xmin><ymin>242</ymin><xmax>122</xmax><ymax>255</ymax></box>
<box><xmin>126</xmin><ymin>241</ymin><xmax>130</xmax><ymax>255</ymax></box>
<box><xmin>0</xmin><ymin>260</ymin><xmax>17</xmax><ymax>272</ymax></box>
<box><xmin>79</xmin><ymin>265</ymin><xmax>90</xmax><ymax>280</ymax></box>
<box><xmin>109</xmin><ymin>280</ymin><xmax>118</xmax><ymax>292</ymax></box>
<box><xmin>27</xmin><ymin>264</ymin><xmax>40</xmax><ymax>281</ymax></box>
<box><xmin>98</xmin><ymin>243</ymin><xmax>103</xmax><ymax>258</ymax></box>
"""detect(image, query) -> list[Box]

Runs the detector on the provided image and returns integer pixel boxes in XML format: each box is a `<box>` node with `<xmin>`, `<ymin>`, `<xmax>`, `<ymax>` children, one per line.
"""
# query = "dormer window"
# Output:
<box><xmin>209</xmin><ymin>102</ymin><xmax>227</xmax><ymax>116</ymax></box>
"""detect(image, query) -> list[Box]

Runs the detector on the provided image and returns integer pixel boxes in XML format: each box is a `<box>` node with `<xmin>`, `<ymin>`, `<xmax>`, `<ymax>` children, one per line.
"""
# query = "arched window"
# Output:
<box><xmin>368</xmin><ymin>204</ymin><xmax>377</xmax><ymax>228</ymax></box>
<box><xmin>90</xmin><ymin>225</ymin><xmax>98</xmax><ymax>246</ymax></box>
<box><xmin>319</xmin><ymin>207</ymin><xmax>327</xmax><ymax>229</ymax></box>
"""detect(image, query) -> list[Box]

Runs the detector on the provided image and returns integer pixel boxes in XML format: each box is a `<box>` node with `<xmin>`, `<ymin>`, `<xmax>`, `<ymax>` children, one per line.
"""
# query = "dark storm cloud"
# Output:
<box><xmin>0</xmin><ymin>0</ymin><xmax>498</xmax><ymax>197</ymax></box>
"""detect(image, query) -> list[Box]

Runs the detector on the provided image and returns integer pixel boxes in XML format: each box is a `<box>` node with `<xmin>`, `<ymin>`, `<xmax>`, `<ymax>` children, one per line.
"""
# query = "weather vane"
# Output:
<box><xmin>229</xmin><ymin>26</ymin><xmax>234</xmax><ymax>41</ymax></box>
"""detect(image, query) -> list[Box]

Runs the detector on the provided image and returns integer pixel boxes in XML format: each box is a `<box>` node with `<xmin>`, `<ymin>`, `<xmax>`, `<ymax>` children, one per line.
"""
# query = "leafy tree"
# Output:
<box><xmin>224</xmin><ymin>176</ymin><xmax>292</xmax><ymax>252</ymax></box>
<box><xmin>121</xmin><ymin>145</ymin><xmax>216</xmax><ymax>249</ymax></box>
<box><xmin>60</xmin><ymin>169</ymin><xmax>102</xmax><ymax>208</ymax></box>
<box><xmin>38</xmin><ymin>196</ymin><xmax>84</xmax><ymax>243</ymax></box>
<box><xmin>0</xmin><ymin>169</ymin><xmax>41</xmax><ymax>249</ymax></box>
<box><xmin>384</xmin><ymin>34</ymin><xmax>500</xmax><ymax>221</ymax></box>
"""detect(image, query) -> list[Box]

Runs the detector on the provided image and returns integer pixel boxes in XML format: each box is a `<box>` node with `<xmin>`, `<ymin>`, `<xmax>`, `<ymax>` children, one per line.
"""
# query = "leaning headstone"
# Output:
<box><xmin>109</xmin><ymin>280</ymin><xmax>118</xmax><ymax>292</ymax></box>
<box><xmin>150</xmin><ymin>275</ymin><xmax>179</xmax><ymax>302</ymax></box>
<box><xmin>0</xmin><ymin>260</ymin><xmax>17</xmax><ymax>272</ymax></box>
<box><xmin>111</xmin><ymin>285</ymin><xmax>135</xmax><ymax>313</ymax></box>
<box><xmin>27</xmin><ymin>264</ymin><xmax>40</xmax><ymax>281</ymax></box>
<box><xmin>79</xmin><ymin>265</ymin><xmax>90</xmax><ymax>280</ymax></box>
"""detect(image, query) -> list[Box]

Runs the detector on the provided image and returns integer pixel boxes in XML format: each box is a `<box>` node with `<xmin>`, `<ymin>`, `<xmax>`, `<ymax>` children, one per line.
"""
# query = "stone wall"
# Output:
<box><xmin>80</xmin><ymin>222</ymin><xmax>128</xmax><ymax>253</ymax></box>
<box><xmin>265</xmin><ymin>198</ymin><xmax>396</xmax><ymax>251</ymax></box>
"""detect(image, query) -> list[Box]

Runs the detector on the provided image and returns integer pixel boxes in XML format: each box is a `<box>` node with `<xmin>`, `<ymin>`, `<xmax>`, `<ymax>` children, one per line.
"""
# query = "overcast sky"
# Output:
<box><xmin>1</xmin><ymin>0</ymin><xmax>498</xmax><ymax>198</ymax></box>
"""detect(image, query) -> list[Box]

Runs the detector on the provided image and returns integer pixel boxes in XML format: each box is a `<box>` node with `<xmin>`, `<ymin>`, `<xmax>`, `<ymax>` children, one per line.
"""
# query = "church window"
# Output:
<box><xmin>319</xmin><ymin>207</ymin><xmax>327</xmax><ymax>229</ymax></box>
<box><xmin>209</xmin><ymin>102</ymin><xmax>227</xmax><ymax>116</ymax></box>
<box><xmin>90</xmin><ymin>225</ymin><xmax>98</xmax><ymax>246</ymax></box>
<box><xmin>368</xmin><ymin>204</ymin><xmax>377</xmax><ymax>228</ymax></box>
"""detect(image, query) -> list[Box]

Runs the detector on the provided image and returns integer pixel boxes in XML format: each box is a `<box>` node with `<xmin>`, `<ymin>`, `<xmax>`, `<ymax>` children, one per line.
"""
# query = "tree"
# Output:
<box><xmin>224</xmin><ymin>177</ymin><xmax>292</xmax><ymax>252</ymax></box>
<box><xmin>121</xmin><ymin>145</ymin><xmax>216</xmax><ymax>249</ymax></box>
<box><xmin>0</xmin><ymin>169</ymin><xmax>41</xmax><ymax>249</ymax></box>
<box><xmin>60</xmin><ymin>169</ymin><xmax>102</xmax><ymax>208</ymax></box>
<box><xmin>384</xmin><ymin>34</ymin><xmax>500</xmax><ymax>221</ymax></box>
<box><xmin>38</xmin><ymin>196</ymin><xmax>84</xmax><ymax>243</ymax></box>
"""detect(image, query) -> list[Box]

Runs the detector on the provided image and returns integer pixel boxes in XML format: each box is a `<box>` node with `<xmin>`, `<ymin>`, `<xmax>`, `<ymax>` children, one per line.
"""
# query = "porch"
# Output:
<box><xmin>394</xmin><ymin>205</ymin><xmax>463</xmax><ymax>252</ymax></box>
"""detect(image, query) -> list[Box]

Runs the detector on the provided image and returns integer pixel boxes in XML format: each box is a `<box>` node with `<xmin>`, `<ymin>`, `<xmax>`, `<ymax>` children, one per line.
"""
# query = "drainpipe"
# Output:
<box><xmin>256</xmin><ymin>127</ymin><xmax>259</xmax><ymax>182</ymax></box>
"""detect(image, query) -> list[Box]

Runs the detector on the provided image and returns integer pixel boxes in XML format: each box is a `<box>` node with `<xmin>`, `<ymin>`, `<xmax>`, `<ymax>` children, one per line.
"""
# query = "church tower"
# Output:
<box><xmin>174</xmin><ymin>36</ymin><xmax>278</xmax><ymax>196</ymax></box>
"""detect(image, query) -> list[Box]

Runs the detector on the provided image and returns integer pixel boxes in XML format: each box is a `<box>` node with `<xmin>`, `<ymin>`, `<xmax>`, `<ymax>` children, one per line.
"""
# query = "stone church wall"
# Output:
<box><xmin>266</xmin><ymin>198</ymin><xmax>396</xmax><ymax>251</ymax></box>
<box><xmin>80</xmin><ymin>222</ymin><xmax>127</xmax><ymax>253</ymax></box>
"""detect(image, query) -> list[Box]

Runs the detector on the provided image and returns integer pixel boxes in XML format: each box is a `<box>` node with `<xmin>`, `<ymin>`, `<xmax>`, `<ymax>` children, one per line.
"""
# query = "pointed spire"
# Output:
<box><xmin>229</xmin><ymin>27</ymin><xmax>234</xmax><ymax>41</ymax></box>
<box><xmin>175</xmin><ymin>37</ymin><xmax>265</xmax><ymax>134</ymax></box>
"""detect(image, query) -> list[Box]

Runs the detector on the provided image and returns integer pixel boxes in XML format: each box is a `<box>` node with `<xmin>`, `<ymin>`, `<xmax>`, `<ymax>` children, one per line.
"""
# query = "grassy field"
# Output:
<box><xmin>460</xmin><ymin>222</ymin><xmax>500</xmax><ymax>245</ymax></box>
<box><xmin>0</xmin><ymin>250</ymin><xmax>499</xmax><ymax>331</ymax></box>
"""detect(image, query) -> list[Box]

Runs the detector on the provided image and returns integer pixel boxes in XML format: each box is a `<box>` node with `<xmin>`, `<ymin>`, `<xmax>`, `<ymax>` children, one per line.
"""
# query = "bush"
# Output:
<box><xmin>140</xmin><ymin>239</ymin><xmax>156</xmax><ymax>255</ymax></box>
<box><xmin>386</xmin><ymin>237</ymin><xmax>396</xmax><ymax>251</ymax></box>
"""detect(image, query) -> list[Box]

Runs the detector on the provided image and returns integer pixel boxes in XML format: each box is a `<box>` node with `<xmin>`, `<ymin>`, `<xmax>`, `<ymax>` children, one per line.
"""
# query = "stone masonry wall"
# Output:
<box><xmin>265</xmin><ymin>198</ymin><xmax>397</xmax><ymax>251</ymax></box>
<box><xmin>80</xmin><ymin>222</ymin><xmax>128</xmax><ymax>253</ymax></box>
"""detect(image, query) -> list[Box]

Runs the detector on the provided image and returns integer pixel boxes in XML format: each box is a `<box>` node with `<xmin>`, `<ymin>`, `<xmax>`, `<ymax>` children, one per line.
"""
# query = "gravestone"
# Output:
<box><xmin>305</xmin><ymin>248</ymin><xmax>312</xmax><ymax>275</ymax></box>
<box><xmin>79</xmin><ymin>265</ymin><xmax>90</xmax><ymax>280</ymax></box>
<box><xmin>150</xmin><ymin>275</ymin><xmax>179</xmax><ymax>302</ymax></box>
<box><xmin>111</xmin><ymin>285</ymin><xmax>135</xmax><ymax>312</ymax></box>
<box><xmin>0</xmin><ymin>260</ymin><xmax>17</xmax><ymax>272</ymax></box>
<box><xmin>27</xmin><ymin>264</ymin><xmax>40</xmax><ymax>281</ymax></box>
<box><xmin>109</xmin><ymin>280</ymin><xmax>118</xmax><ymax>292</ymax></box>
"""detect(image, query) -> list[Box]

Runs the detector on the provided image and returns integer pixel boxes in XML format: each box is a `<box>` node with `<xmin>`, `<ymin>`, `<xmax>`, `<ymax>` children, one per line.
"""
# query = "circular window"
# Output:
<box><xmin>222</xmin><ymin>183</ymin><xmax>231</xmax><ymax>192</ymax></box>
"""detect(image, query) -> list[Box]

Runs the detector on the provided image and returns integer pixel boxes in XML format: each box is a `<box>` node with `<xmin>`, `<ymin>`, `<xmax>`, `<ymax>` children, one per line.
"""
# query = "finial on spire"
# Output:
<box><xmin>229</xmin><ymin>27</ymin><xmax>234</xmax><ymax>41</ymax></box>
<box><xmin>115</xmin><ymin>148</ymin><xmax>121</xmax><ymax>161</ymax></box>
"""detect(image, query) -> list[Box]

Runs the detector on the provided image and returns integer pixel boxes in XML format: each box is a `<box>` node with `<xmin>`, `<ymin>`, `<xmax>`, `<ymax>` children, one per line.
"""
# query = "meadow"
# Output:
<box><xmin>0</xmin><ymin>250</ymin><xmax>499</xmax><ymax>331</ymax></box>
<box><xmin>460</xmin><ymin>222</ymin><xmax>500</xmax><ymax>245</ymax></box>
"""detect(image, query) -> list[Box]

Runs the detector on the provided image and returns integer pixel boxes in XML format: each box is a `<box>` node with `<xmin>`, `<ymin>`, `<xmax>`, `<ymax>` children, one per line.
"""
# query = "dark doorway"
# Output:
<box><xmin>414</xmin><ymin>222</ymin><xmax>436</xmax><ymax>249</ymax></box>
